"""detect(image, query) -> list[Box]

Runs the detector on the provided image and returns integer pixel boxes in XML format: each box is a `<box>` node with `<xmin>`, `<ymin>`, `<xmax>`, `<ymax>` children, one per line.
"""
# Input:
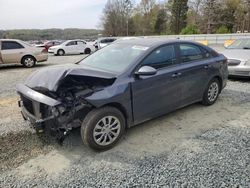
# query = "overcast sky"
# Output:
<box><xmin>0</xmin><ymin>0</ymin><xmax>108</xmax><ymax>30</ymax></box>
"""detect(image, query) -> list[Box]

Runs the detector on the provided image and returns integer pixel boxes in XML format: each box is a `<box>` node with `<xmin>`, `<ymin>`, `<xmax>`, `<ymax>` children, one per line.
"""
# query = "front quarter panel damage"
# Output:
<box><xmin>85</xmin><ymin>82</ymin><xmax>133</xmax><ymax>127</ymax></box>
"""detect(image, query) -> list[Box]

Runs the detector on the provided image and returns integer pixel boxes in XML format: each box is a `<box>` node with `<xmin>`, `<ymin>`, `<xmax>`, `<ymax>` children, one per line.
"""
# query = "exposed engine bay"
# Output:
<box><xmin>17</xmin><ymin>65</ymin><xmax>116</xmax><ymax>142</ymax></box>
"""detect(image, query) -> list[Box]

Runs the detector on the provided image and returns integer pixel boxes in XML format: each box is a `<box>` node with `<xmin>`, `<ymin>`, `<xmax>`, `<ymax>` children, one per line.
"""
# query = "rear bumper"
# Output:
<box><xmin>228</xmin><ymin>66</ymin><xmax>250</xmax><ymax>77</ymax></box>
<box><xmin>36</xmin><ymin>53</ymin><xmax>48</xmax><ymax>62</ymax></box>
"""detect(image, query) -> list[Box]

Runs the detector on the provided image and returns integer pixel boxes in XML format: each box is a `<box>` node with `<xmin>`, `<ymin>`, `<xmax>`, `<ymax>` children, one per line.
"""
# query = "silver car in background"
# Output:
<box><xmin>94</xmin><ymin>37</ymin><xmax>117</xmax><ymax>50</ymax></box>
<box><xmin>222</xmin><ymin>39</ymin><xmax>250</xmax><ymax>77</ymax></box>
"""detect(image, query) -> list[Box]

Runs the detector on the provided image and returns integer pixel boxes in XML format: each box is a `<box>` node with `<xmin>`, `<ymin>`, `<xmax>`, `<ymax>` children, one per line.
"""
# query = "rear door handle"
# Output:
<box><xmin>172</xmin><ymin>72</ymin><xmax>182</xmax><ymax>78</ymax></box>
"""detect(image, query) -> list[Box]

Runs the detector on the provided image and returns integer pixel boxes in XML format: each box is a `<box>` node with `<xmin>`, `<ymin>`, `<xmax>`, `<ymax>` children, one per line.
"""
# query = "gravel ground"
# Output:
<box><xmin>0</xmin><ymin>51</ymin><xmax>250</xmax><ymax>187</ymax></box>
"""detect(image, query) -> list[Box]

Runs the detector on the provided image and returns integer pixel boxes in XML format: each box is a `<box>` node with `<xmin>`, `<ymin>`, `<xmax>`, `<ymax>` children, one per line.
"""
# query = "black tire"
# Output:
<box><xmin>22</xmin><ymin>56</ymin><xmax>36</xmax><ymax>68</ymax></box>
<box><xmin>202</xmin><ymin>78</ymin><xmax>221</xmax><ymax>106</ymax></box>
<box><xmin>57</xmin><ymin>49</ymin><xmax>65</xmax><ymax>56</ymax></box>
<box><xmin>81</xmin><ymin>107</ymin><xmax>125</xmax><ymax>151</ymax></box>
<box><xmin>84</xmin><ymin>48</ymin><xmax>91</xmax><ymax>54</ymax></box>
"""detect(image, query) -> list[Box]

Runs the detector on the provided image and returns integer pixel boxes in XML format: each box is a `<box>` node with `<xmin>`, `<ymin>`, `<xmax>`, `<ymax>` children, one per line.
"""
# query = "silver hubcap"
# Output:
<box><xmin>24</xmin><ymin>58</ymin><xmax>34</xmax><ymax>67</ymax></box>
<box><xmin>93</xmin><ymin>116</ymin><xmax>121</xmax><ymax>146</ymax></box>
<box><xmin>59</xmin><ymin>50</ymin><xmax>63</xmax><ymax>55</ymax></box>
<box><xmin>208</xmin><ymin>82</ymin><xmax>219</xmax><ymax>102</ymax></box>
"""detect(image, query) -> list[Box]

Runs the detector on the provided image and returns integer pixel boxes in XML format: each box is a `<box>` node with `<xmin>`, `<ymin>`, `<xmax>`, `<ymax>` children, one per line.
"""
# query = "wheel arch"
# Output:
<box><xmin>21</xmin><ymin>54</ymin><xmax>37</xmax><ymax>64</ymax></box>
<box><xmin>101</xmin><ymin>102</ymin><xmax>129</xmax><ymax>128</ymax></box>
<box><xmin>57</xmin><ymin>48</ymin><xmax>65</xmax><ymax>54</ymax></box>
<box><xmin>212</xmin><ymin>75</ymin><xmax>223</xmax><ymax>93</ymax></box>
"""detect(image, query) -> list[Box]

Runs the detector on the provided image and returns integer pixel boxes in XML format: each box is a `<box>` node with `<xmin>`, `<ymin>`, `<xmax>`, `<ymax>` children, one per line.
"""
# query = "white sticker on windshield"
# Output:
<box><xmin>132</xmin><ymin>45</ymin><xmax>149</xmax><ymax>51</ymax></box>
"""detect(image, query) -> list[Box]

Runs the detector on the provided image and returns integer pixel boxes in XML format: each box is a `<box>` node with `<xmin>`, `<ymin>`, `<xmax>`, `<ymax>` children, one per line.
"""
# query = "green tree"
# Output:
<box><xmin>154</xmin><ymin>8</ymin><xmax>167</xmax><ymax>34</ymax></box>
<box><xmin>180</xmin><ymin>25</ymin><xmax>200</xmax><ymax>34</ymax></box>
<box><xmin>216</xmin><ymin>26</ymin><xmax>230</xmax><ymax>34</ymax></box>
<box><xmin>170</xmin><ymin>0</ymin><xmax>189</xmax><ymax>34</ymax></box>
<box><xmin>102</xmin><ymin>0</ymin><xmax>133</xmax><ymax>36</ymax></box>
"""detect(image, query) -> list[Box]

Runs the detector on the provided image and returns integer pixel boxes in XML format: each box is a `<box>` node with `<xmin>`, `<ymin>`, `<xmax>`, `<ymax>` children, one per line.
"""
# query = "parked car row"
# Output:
<box><xmin>1</xmin><ymin>37</ymin><xmax>250</xmax><ymax>78</ymax></box>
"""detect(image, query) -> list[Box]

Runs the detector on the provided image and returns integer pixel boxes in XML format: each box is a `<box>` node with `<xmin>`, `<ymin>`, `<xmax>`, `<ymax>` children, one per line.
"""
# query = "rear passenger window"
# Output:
<box><xmin>2</xmin><ymin>41</ymin><xmax>24</xmax><ymax>50</ymax></box>
<box><xmin>179</xmin><ymin>44</ymin><xmax>204</xmax><ymax>63</ymax></box>
<box><xmin>66</xmin><ymin>41</ymin><xmax>77</xmax><ymax>46</ymax></box>
<box><xmin>142</xmin><ymin>45</ymin><xmax>177</xmax><ymax>69</ymax></box>
<box><xmin>77</xmin><ymin>41</ymin><xmax>86</xmax><ymax>45</ymax></box>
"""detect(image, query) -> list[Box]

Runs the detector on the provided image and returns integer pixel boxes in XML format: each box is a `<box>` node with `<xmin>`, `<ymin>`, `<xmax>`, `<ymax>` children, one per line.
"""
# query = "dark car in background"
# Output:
<box><xmin>16</xmin><ymin>38</ymin><xmax>228</xmax><ymax>151</ymax></box>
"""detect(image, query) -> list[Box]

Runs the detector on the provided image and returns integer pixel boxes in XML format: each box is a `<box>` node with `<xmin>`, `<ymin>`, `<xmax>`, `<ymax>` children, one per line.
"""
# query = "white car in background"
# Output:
<box><xmin>48</xmin><ymin>40</ymin><xmax>95</xmax><ymax>56</ymax></box>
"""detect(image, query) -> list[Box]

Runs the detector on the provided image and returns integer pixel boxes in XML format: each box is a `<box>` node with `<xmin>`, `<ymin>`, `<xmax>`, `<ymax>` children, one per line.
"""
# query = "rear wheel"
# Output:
<box><xmin>84</xmin><ymin>48</ymin><xmax>91</xmax><ymax>54</ymax></box>
<box><xmin>22</xmin><ymin>56</ymin><xmax>36</xmax><ymax>68</ymax></box>
<box><xmin>81</xmin><ymin>107</ymin><xmax>125</xmax><ymax>151</ymax></box>
<box><xmin>57</xmin><ymin>49</ymin><xmax>65</xmax><ymax>56</ymax></box>
<box><xmin>202</xmin><ymin>78</ymin><xmax>220</xmax><ymax>106</ymax></box>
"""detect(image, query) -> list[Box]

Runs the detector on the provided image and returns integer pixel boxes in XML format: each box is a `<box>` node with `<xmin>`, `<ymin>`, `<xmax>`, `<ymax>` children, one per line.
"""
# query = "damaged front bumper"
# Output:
<box><xmin>16</xmin><ymin>84</ymin><xmax>61</xmax><ymax>131</ymax></box>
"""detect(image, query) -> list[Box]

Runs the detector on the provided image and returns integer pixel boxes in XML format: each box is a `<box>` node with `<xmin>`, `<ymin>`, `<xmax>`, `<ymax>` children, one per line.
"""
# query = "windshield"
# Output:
<box><xmin>227</xmin><ymin>39</ymin><xmax>250</xmax><ymax>49</ymax></box>
<box><xmin>79</xmin><ymin>43</ymin><xmax>149</xmax><ymax>74</ymax></box>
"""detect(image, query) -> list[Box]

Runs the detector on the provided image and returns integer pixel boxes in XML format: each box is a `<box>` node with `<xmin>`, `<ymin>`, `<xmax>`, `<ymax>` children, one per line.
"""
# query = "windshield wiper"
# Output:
<box><xmin>243</xmin><ymin>47</ymin><xmax>250</xmax><ymax>49</ymax></box>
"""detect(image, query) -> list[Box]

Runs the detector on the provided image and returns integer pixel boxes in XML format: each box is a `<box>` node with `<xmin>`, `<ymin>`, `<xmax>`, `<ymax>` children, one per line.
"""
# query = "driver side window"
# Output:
<box><xmin>142</xmin><ymin>45</ymin><xmax>177</xmax><ymax>69</ymax></box>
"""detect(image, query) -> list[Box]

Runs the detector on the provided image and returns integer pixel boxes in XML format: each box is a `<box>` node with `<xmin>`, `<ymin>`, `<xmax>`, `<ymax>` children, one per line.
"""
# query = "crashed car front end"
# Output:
<box><xmin>16</xmin><ymin>64</ymin><xmax>117</xmax><ymax>138</ymax></box>
<box><xmin>17</xmin><ymin>83</ymin><xmax>91</xmax><ymax>136</ymax></box>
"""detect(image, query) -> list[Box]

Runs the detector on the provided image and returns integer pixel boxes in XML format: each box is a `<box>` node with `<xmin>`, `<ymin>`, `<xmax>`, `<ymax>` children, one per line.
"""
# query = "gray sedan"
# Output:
<box><xmin>17</xmin><ymin>38</ymin><xmax>228</xmax><ymax>151</ymax></box>
<box><xmin>222</xmin><ymin>39</ymin><xmax>250</xmax><ymax>77</ymax></box>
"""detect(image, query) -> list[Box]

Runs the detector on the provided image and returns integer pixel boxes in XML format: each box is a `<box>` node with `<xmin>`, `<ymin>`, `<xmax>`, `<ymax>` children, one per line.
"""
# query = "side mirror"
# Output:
<box><xmin>135</xmin><ymin>66</ymin><xmax>157</xmax><ymax>76</ymax></box>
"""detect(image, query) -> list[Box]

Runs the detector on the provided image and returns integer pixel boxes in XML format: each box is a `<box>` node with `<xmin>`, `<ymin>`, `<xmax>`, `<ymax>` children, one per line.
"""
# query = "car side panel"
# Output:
<box><xmin>84</xmin><ymin>80</ymin><xmax>134</xmax><ymax>127</ymax></box>
<box><xmin>177</xmin><ymin>59</ymin><xmax>211</xmax><ymax>105</ymax></box>
<box><xmin>1</xmin><ymin>48</ymin><xmax>23</xmax><ymax>64</ymax></box>
<box><xmin>131</xmin><ymin>67</ymin><xmax>182</xmax><ymax>125</ymax></box>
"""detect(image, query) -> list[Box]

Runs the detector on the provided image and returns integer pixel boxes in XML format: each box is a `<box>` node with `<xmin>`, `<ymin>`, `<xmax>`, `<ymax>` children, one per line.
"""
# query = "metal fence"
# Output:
<box><xmin>148</xmin><ymin>33</ymin><xmax>250</xmax><ymax>45</ymax></box>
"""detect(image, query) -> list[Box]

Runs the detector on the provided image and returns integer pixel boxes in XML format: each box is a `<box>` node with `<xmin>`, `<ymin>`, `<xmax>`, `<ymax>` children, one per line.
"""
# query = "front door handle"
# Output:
<box><xmin>204</xmin><ymin>65</ymin><xmax>211</xmax><ymax>69</ymax></box>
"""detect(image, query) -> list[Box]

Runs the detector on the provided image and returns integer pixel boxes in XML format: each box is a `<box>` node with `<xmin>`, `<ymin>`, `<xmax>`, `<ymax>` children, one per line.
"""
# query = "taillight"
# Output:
<box><xmin>41</xmin><ymin>48</ymin><xmax>47</xmax><ymax>53</ymax></box>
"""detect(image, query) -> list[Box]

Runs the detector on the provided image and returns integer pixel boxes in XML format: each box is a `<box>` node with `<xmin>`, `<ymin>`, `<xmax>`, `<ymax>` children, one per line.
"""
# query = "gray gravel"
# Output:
<box><xmin>0</xmin><ymin>127</ymin><xmax>249</xmax><ymax>187</ymax></box>
<box><xmin>0</xmin><ymin>51</ymin><xmax>250</xmax><ymax>187</ymax></box>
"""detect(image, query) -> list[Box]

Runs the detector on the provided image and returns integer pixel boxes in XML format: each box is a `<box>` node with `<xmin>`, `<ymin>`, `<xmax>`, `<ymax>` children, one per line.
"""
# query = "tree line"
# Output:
<box><xmin>101</xmin><ymin>0</ymin><xmax>250</xmax><ymax>36</ymax></box>
<box><xmin>0</xmin><ymin>29</ymin><xmax>101</xmax><ymax>41</ymax></box>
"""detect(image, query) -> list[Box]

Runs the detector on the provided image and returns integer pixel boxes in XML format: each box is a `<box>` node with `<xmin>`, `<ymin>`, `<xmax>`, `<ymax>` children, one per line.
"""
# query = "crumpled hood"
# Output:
<box><xmin>221</xmin><ymin>49</ymin><xmax>250</xmax><ymax>61</ymax></box>
<box><xmin>25</xmin><ymin>64</ymin><xmax>116</xmax><ymax>92</ymax></box>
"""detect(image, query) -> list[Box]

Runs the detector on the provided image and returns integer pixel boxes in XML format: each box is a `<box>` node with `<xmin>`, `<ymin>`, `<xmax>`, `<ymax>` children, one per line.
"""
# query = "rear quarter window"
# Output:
<box><xmin>179</xmin><ymin>43</ymin><xmax>215</xmax><ymax>63</ymax></box>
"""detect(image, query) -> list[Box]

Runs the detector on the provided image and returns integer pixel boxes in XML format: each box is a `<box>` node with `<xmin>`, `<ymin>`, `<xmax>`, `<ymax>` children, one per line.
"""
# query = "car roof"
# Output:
<box><xmin>115</xmin><ymin>38</ymin><xmax>192</xmax><ymax>47</ymax></box>
<box><xmin>0</xmin><ymin>39</ymin><xmax>22</xmax><ymax>42</ymax></box>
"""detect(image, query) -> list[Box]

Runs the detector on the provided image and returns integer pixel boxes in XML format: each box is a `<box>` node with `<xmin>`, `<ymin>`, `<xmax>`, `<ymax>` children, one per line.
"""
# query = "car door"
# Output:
<box><xmin>1</xmin><ymin>41</ymin><xmax>25</xmax><ymax>64</ymax></box>
<box><xmin>64</xmin><ymin>41</ymin><xmax>77</xmax><ymax>54</ymax></box>
<box><xmin>77</xmin><ymin>41</ymin><xmax>86</xmax><ymax>53</ymax></box>
<box><xmin>131</xmin><ymin>44</ymin><xmax>182</xmax><ymax>124</ymax></box>
<box><xmin>176</xmin><ymin>43</ymin><xmax>212</xmax><ymax>106</ymax></box>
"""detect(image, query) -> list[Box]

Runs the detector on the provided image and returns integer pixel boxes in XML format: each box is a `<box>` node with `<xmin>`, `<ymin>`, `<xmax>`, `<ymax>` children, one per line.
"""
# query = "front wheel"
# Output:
<box><xmin>81</xmin><ymin>107</ymin><xmax>125</xmax><ymax>151</ymax></box>
<box><xmin>57</xmin><ymin>49</ymin><xmax>65</xmax><ymax>56</ymax></box>
<box><xmin>202</xmin><ymin>78</ymin><xmax>220</xmax><ymax>106</ymax></box>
